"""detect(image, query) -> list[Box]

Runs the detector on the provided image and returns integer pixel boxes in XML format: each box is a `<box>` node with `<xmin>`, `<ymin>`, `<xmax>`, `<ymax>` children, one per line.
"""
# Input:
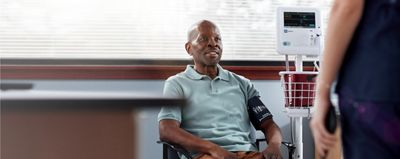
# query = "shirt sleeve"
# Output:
<box><xmin>244</xmin><ymin>78</ymin><xmax>260</xmax><ymax>99</ymax></box>
<box><xmin>157</xmin><ymin>78</ymin><xmax>183</xmax><ymax>122</ymax></box>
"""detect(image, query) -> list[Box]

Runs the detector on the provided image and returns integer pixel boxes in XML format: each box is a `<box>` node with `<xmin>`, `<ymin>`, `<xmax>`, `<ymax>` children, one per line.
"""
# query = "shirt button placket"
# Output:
<box><xmin>211</xmin><ymin>79</ymin><xmax>218</xmax><ymax>94</ymax></box>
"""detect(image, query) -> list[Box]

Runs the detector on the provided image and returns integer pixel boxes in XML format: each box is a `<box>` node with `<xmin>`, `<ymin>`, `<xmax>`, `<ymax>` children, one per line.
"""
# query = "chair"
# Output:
<box><xmin>157</xmin><ymin>139</ymin><xmax>295</xmax><ymax>159</ymax></box>
<box><xmin>157</xmin><ymin>141</ymin><xmax>191</xmax><ymax>159</ymax></box>
<box><xmin>157</xmin><ymin>125</ymin><xmax>296</xmax><ymax>159</ymax></box>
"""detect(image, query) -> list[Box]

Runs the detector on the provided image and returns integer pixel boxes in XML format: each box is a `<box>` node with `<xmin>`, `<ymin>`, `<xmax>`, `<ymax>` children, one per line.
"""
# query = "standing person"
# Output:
<box><xmin>311</xmin><ymin>0</ymin><xmax>400</xmax><ymax>158</ymax></box>
<box><xmin>158</xmin><ymin>20</ymin><xmax>283</xmax><ymax>159</ymax></box>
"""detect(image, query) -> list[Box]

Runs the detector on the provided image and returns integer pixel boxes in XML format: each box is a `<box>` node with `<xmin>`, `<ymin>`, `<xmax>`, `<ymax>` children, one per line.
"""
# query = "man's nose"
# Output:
<box><xmin>208</xmin><ymin>39</ymin><xmax>218</xmax><ymax>47</ymax></box>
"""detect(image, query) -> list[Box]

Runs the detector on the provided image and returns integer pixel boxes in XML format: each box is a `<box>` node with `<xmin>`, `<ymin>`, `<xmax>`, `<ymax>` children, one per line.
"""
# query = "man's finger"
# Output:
<box><xmin>264</xmin><ymin>153</ymin><xmax>272</xmax><ymax>159</ymax></box>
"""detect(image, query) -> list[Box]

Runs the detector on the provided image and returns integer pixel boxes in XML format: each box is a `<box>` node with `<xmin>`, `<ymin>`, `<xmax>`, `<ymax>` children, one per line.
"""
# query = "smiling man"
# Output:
<box><xmin>158</xmin><ymin>20</ymin><xmax>283</xmax><ymax>159</ymax></box>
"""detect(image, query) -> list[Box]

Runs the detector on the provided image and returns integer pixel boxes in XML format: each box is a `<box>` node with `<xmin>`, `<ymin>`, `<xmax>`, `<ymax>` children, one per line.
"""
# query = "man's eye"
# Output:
<box><xmin>198</xmin><ymin>37</ymin><xmax>207</xmax><ymax>42</ymax></box>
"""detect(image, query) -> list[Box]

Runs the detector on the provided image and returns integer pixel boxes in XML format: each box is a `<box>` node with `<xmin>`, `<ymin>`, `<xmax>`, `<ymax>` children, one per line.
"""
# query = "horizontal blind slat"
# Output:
<box><xmin>0</xmin><ymin>0</ymin><xmax>332</xmax><ymax>61</ymax></box>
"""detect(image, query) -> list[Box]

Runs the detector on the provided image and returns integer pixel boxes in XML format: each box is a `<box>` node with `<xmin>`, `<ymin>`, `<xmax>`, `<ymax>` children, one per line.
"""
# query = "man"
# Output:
<box><xmin>158</xmin><ymin>20</ymin><xmax>283</xmax><ymax>159</ymax></box>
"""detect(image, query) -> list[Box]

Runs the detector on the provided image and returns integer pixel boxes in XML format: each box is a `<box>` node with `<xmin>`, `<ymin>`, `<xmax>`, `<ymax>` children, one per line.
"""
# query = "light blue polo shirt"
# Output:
<box><xmin>158</xmin><ymin>65</ymin><xmax>261</xmax><ymax>156</ymax></box>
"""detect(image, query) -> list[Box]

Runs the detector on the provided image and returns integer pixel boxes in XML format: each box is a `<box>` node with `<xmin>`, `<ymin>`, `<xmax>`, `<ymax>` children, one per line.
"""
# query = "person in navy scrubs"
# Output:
<box><xmin>311</xmin><ymin>0</ymin><xmax>400</xmax><ymax>158</ymax></box>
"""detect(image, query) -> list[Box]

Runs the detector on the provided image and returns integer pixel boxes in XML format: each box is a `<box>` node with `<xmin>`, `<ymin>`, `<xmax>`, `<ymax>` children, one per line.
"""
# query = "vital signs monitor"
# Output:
<box><xmin>276</xmin><ymin>7</ymin><xmax>322</xmax><ymax>55</ymax></box>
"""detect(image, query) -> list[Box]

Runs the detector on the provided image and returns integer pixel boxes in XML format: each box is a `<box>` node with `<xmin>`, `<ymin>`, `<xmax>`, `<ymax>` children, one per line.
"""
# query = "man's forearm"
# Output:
<box><xmin>260</xmin><ymin>119</ymin><xmax>282</xmax><ymax>145</ymax></box>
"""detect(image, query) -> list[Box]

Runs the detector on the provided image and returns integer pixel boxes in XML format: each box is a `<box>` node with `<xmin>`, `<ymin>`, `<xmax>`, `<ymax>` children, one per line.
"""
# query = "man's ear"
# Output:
<box><xmin>185</xmin><ymin>42</ymin><xmax>192</xmax><ymax>56</ymax></box>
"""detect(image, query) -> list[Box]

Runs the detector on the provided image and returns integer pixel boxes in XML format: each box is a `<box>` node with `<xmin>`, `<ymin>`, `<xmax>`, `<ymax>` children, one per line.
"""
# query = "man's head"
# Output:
<box><xmin>185</xmin><ymin>20</ymin><xmax>223</xmax><ymax>67</ymax></box>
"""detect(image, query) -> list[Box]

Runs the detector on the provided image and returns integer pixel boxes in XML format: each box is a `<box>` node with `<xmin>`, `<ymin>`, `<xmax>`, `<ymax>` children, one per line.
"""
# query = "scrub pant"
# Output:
<box><xmin>338</xmin><ymin>95</ymin><xmax>400</xmax><ymax>159</ymax></box>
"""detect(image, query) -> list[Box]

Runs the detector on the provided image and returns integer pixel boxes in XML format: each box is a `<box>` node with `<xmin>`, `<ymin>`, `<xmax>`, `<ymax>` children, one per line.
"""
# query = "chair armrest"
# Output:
<box><xmin>255</xmin><ymin>139</ymin><xmax>295</xmax><ymax>149</ymax></box>
<box><xmin>157</xmin><ymin>141</ymin><xmax>193</xmax><ymax>159</ymax></box>
<box><xmin>281</xmin><ymin>141</ymin><xmax>296</xmax><ymax>150</ymax></box>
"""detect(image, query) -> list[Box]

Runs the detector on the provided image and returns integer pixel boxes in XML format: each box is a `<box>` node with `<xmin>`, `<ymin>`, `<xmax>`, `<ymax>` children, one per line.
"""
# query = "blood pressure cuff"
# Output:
<box><xmin>247</xmin><ymin>96</ymin><xmax>273</xmax><ymax>130</ymax></box>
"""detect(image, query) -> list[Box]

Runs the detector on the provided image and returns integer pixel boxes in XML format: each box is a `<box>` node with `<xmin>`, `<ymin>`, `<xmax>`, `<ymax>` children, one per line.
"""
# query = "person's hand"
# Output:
<box><xmin>208</xmin><ymin>145</ymin><xmax>237</xmax><ymax>159</ymax></box>
<box><xmin>261</xmin><ymin>143</ymin><xmax>282</xmax><ymax>159</ymax></box>
<box><xmin>310</xmin><ymin>93</ymin><xmax>338</xmax><ymax>157</ymax></box>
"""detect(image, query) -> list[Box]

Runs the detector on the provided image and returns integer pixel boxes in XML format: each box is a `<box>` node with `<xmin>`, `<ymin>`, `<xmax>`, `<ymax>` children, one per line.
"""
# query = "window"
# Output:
<box><xmin>0</xmin><ymin>0</ymin><xmax>332</xmax><ymax>61</ymax></box>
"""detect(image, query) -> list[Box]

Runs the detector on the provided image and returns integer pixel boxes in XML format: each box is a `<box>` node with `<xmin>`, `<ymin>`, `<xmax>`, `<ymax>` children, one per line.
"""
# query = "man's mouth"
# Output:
<box><xmin>206</xmin><ymin>50</ymin><xmax>220</xmax><ymax>55</ymax></box>
<box><xmin>206</xmin><ymin>51</ymin><xmax>219</xmax><ymax>58</ymax></box>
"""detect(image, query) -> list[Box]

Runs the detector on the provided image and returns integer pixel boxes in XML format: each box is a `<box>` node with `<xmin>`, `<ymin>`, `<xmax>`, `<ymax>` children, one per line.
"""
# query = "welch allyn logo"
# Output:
<box><xmin>252</xmin><ymin>105</ymin><xmax>271</xmax><ymax>122</ymax></box>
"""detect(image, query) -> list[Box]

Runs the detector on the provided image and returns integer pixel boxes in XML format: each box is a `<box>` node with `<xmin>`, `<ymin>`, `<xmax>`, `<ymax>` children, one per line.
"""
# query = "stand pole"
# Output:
<box><xmin>294</xmin><ymin>55</ymin><xmax>303</xmax><ymax>159</ymax></box>
<box><xmin>294</xmin><ymin>117</ymin><xmax>303</xmax><ymax>159</ymax></box>
<box><xmin>295</xmin><ymin>55</ymin><xmax>303</xmax><ymax>72</ymax></box>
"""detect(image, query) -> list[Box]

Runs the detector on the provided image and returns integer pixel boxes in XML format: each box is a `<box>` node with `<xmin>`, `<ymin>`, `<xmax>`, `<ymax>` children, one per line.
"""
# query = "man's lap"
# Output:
<box><xmin>194</xmin><ymin>151</ymin><xmax>263</xmax><ymax>159</ymax></box>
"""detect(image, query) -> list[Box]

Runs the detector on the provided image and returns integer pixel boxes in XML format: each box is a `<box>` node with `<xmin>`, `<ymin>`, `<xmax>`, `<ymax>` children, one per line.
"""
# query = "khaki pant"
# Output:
<box><xmin>195</xmin><ymin>151</ymin><xmax>263</xmax><ymax>159</ymax></box>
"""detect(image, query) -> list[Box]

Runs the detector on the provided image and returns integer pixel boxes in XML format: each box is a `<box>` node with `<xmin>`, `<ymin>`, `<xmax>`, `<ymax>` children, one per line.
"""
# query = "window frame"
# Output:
<box><xmin>1</xmin><ymin>59</ymin><xmax>317</xmax><ymax>80</ymax></box>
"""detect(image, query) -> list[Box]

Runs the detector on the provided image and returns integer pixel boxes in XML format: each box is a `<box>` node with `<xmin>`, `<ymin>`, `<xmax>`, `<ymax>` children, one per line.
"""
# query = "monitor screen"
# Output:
<box><xmin>284</xmin><ymin>12</ymin><xmax>315</xmax><ymax>28</ymax></box>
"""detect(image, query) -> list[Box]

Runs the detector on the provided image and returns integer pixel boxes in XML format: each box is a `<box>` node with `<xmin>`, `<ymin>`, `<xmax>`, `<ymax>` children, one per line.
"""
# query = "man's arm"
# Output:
<box><xmin>259</xmin><ymin>119</ymin><xmax>283</xmax><ymax>159</ymax></box>
<box><xmin>159</xmin><ymin>119</ymin><xmax>236</xmax><ymax>159</ymax></box>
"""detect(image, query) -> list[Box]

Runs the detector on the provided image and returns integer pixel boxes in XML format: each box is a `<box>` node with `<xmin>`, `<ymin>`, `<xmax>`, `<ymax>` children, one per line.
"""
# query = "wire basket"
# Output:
<box><xmin>279</xmin><ymin>71</ymin><xmax>318</xmax><ymax>108</ymax></box>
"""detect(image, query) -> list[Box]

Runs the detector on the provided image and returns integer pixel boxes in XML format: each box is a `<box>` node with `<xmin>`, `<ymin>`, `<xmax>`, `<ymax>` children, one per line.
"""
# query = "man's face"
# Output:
<box><xmin>186</xmin><ymin>23</ymin><xmax>223</xmax><ymax>67</ymax></box>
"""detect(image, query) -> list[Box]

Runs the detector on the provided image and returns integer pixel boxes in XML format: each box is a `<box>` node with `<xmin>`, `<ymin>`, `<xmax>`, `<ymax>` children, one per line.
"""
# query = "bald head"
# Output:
<box><xmin>187</xmin><ymin>20</ymin><xmax>220</xmax><ymax>43</ymax></box>
<box><xmin>184</xmin><ymin>19</ymin><xmax>223</xmax><ymax>68</ymax></box>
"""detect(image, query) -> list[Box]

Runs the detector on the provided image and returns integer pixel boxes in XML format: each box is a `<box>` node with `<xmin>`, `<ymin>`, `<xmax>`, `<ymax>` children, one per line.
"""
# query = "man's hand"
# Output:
<box><xmin>207</xmin><ymin>145</ymin><xmax>237</xmax><ymax>159</ymax></box>
<box><xmin>261</xmin><ymin>143</ymin><xmax>282</xmax><ymax>159</ymax></box>
<box><xmin>160</xmin><ymin>120</ymin><xmax>237</xmax><ymax>159</ymax></box>
<box><xmin>259</xmin><ymin>119</ymin><xmax>283</xmax><ymax>159</ymax></box>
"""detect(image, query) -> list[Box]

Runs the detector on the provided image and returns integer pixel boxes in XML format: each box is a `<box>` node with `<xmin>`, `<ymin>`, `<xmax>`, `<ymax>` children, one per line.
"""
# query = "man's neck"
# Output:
<box><xmin>194</xmin><ymin>65</ymin><xmax>218</xmax><ymax>79</ymax></box>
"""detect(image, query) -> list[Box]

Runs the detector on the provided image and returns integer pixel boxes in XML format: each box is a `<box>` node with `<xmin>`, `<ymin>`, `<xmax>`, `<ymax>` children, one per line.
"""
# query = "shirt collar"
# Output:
<box><xmin>184</xmin><ymin>64</ymin><xmax>229</xmax><ymax>81</ymax></box>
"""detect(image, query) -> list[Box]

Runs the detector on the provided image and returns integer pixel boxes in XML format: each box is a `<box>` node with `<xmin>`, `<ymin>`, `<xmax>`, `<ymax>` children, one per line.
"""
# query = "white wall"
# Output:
<box><xmin>2</xmin><ymin>79</ymin><xmax>315</xmax><ymax>159</ymax></box>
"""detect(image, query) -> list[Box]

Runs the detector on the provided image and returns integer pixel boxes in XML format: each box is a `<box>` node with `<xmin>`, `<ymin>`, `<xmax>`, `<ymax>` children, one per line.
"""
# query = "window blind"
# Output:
<box><xmin>0</xmin><ymin>0</ymin><xmax>332</xmax><ymax>61</ymax></box>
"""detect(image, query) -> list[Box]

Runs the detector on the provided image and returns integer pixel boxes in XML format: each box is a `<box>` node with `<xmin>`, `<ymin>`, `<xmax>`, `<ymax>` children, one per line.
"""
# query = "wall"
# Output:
<box><xmin>1</xmin><ymin>79</ymin><xmax>314</xmax><ymax>159</ymax></box>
